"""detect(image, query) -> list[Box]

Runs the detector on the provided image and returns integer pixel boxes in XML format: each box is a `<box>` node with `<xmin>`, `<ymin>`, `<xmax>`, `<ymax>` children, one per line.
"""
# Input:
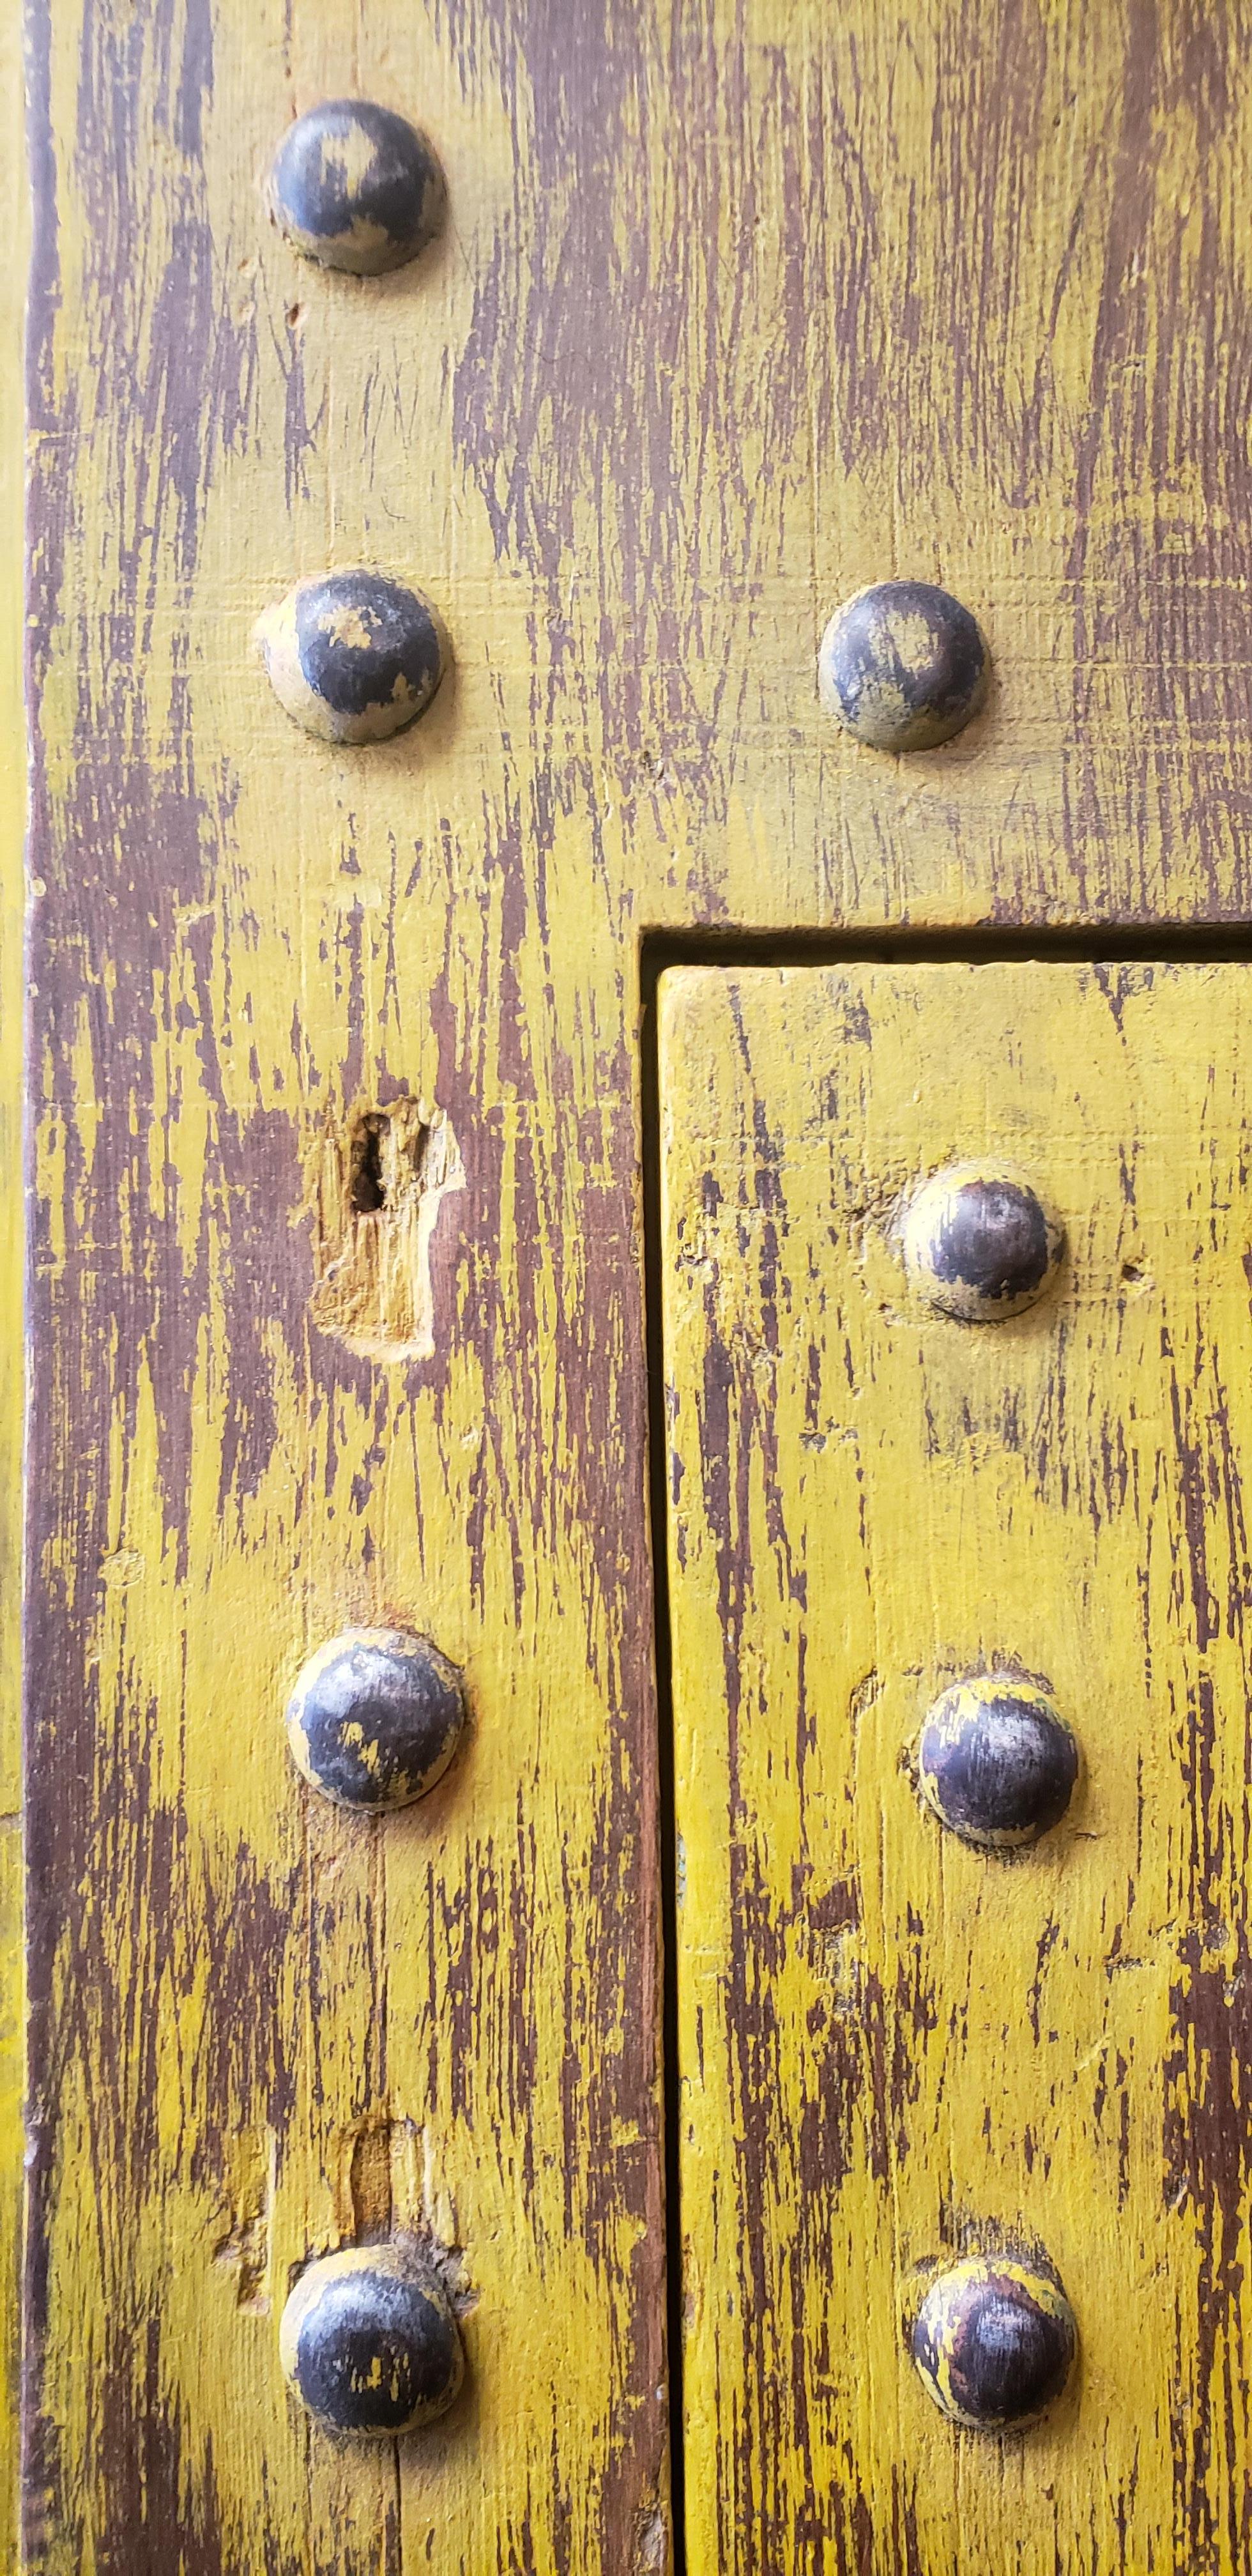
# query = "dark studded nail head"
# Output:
<box><xmin>255</xmin><ymin>571</ymin><xmax>446</xmax><ymax>744</ymax></box>
<box><xmin>286</xmin><ymin>1626</ymin><xmax>466</xmax><ymax>1811</ymax></box>
<box><xmin>919</xmin><ymin>1675</ymin><xmax>1079</xmax><ymax>1850</ymax></box>
<box><xmin>268</xmin><ymin>100</ymin><xmax>445</xmax><ymax>275</ymax></box>
<box><xmin>912</xmin><ymin>2255</ymin><xmax>1076</xmax><ymax>2430</ymax></box>
<box><xmin>818</xmin><ymin>580</ymin><xmax>988</xmax><ymax>751</ymax></box>
<box><xmin>903</xmin><ymin>1160</ymin><xmax>1064</xmax><ymax>1321</ymax></box>
<box><xmin>280</xmin><ymin>2244</ymin><xmax>464</xmax><ymax>2436</ymax></box>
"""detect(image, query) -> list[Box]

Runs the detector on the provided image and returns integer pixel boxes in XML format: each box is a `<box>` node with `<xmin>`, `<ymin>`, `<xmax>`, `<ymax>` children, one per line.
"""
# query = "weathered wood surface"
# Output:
<box><xmin>1</xmin><ymin>0</ymin><xmax>27</xmax><ymax>2550</ymax></box>
<box><xmin>662</xmin><ymin>962</ymin><xmax>1252</xmax><ymax>2573</ymax></box>
<box><xmin>21</xmin><ymin>0</ymin><xmax>1252</xmax><ymax>2566</ymax></box>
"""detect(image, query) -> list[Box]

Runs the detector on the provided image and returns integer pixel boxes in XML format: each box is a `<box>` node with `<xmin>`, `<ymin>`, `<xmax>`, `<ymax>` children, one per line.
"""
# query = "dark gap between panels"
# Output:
<box><xmin>638</xmin><ymin>956</ymin><xmax>687</xmax><ymax>2576</ymax></box>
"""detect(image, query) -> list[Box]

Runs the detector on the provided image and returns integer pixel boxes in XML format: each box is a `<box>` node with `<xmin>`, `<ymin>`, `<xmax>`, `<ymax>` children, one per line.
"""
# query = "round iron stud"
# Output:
<box><xmin>902</xmin><ymin>1160</ymin><xmax>1064</xmax><ymax>1321</ymax></box>
<box><xmin>919</xmin><ymin>1675</ymin><xmax>1078</xmax><ymax>1850</ymax></box>
<box><xmin>286</xmin><ymin>1627</ymin><xmax>466</xmax><ymax>1811</ymax></box>
<box><xmin>267</xmin><ymin>100</ymin><xmax>444</xmax><ymax>275</ymax></box>
<box><xmin>818</xmin><ymin>579</ymin><xmax>988</xmax><ymax>750</ymax></box>
<box><xmin>281</xmin><ymin>2244</ymin><xmax>463</xmax><ymax>2437</ymax></box>
<box><xmin>256</xmin><ymin>570</ymin><xmax>446</xmax><ymax>744</ymax></box>
<box><xmin>912</xmin><ymin>2255</ymin><xmax>1076</xmax><ymax>2431</ymax></box>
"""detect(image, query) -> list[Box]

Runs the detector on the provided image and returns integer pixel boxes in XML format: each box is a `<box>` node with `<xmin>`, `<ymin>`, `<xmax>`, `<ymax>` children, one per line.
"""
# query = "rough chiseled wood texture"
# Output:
<box><xmin>662</xmin><ymin>962</ymin><xmax>1252</xmax><ymax>2573</ymax></box>
<box><xmin>22</xmin><ymin>0</ymin><xmax>1252</xmax><ymax>2566</ymax></box>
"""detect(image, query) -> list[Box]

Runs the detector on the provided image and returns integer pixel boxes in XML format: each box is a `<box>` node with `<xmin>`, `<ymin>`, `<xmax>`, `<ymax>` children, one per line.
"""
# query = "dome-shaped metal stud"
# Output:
<box><xmin>286</xmin><ymin>1627</ymin><xmax>466</xmax><ymax>1811</ymax></box>
<box><xmin>281</xmin><ymin>2244</ymin><xmax>464</xmax><ymax>2437</ymax></box>
<box><xmin>255</xmin><ymin>571</ymin><xmax>445</xmax><ymax>745</ymax></box>
<box><xmin>912</xmin><ymin>2255</ymin><xmax>1076</xmax><ymax>2430</ymax></box>
<box><xmin>919</xmin><ymin>1675</ymin><xmax>1079</xmax><ymax>1850</ymax></box>
<box><xmin>267</xmin><ymin>100</ymin><xmax>444</xmax><ymax>276</ymax></box>
<box><xmin>902</xmin><ymin>1160</ymin><xmax>1064</xmax><ymax>1321</ymax></box>
<box><xmin>818</xmin><ymin>580</ymin><xmax>988</xmax><ymax>750</ymax></box>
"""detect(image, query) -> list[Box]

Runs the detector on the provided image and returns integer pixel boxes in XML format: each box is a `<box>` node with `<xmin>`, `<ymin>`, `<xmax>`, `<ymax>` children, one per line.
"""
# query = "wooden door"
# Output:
<box><xmin>18</xmin><ymin>0</ymin><xmax>1252</xmax><ymax>2568</ymax></box>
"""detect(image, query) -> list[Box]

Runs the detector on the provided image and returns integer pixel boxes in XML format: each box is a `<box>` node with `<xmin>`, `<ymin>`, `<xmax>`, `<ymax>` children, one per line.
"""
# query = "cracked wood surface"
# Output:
<box><xmin>20</xmin><ymin>0</ymin><xmax>1252</xmax><ymax>2567</ymax></box>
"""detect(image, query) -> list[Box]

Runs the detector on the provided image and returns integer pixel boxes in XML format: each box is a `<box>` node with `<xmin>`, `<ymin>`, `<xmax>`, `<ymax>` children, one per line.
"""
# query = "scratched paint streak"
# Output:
<box><xmin>663</xmin><ymin>963</ymin><xmax>1252</xmax><ymax>2573</ymax></box>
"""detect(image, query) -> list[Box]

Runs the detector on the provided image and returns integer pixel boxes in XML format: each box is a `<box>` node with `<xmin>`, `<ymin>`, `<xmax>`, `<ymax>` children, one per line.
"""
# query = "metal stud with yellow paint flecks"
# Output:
<box><xmin>910</xmin><ymin>2254</ymin><xmax>1077</xmax><ymax>2431</ymax></box>
<box><xmin>901</xmin><ymin>1156</ymin><xmax>1065</xmax><ymax>1321</ymax></box>
<box><xmin>286</xmin><ymin>1626</ymin><xmax>466</xmax><ymax>1810</ymax></box>
<box><xmin>255</xmin><ymin>570</ymin><xmax>447</xmax><ymax>744</ymax></box>
<box><xmin>281</xmin><ymin>2244</ymin><xmax>464</xmax><ymax>2437</ymax></box>
<box><xmin>267</xmin><ymin>99</ymin><xmax>445</xmax><ymax>276</ymax></box>
<box><xmin>818</xmin><ymin>579</ymin><xmax>988</xmax><ymax>749</ymax></box>
<box><xmin>919</xmin><ymin>1673</ymin><xmax>1080</xmax><ymax>1850</ymax></box>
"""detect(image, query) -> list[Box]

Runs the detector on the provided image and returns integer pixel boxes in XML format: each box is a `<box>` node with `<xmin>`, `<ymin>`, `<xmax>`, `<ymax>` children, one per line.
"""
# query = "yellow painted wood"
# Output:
<box><xmin>24</xmin><ymin>0</ymin><xmax>1252</xmax><ymax>2563</ymax></box>
<box><xmin>662</xmin><ymin>961</ymin><xmax>1252</xmax><ymax>2572</ymax></box>
<box><xmin>26</xmin><ymin>11</ymin><xmax>669</xmax><ymax>2568</ymax></box>
<box><xmin>1</xmin><ymin>0</ymin><xmax>27</xmax><ymax>2547</ymax></box>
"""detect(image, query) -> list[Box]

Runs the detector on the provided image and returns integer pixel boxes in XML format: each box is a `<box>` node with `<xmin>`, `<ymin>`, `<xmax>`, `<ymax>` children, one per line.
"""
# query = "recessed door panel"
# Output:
<box><xmin>660</xmin><ymin>960</ymin><xmax>1252</xmax><ymax>2573</ymax></box>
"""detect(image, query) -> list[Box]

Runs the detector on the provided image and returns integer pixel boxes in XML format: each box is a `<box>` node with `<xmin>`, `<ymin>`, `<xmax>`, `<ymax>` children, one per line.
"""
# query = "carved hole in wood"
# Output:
<box><xmin>310</xmin><ymin>1096</ymin><xmax>464</xmax><ymax>1360</ymax></box>
<box><xmin>349</xmin><ymin>1110</ymin><xmax>393</xmax><ymax>1215</ymax></box>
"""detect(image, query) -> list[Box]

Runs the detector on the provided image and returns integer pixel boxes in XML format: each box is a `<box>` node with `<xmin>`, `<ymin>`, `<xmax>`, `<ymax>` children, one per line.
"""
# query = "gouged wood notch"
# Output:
<box><xmin>19</xmin><ymin>0</ymin><xmax>1252</xmax><ymax>2568</ymax></box>
<box><xmin>661</xmin><ymin>962</ymin><xmax>1252</xmax><ymax>2571</ymax></box>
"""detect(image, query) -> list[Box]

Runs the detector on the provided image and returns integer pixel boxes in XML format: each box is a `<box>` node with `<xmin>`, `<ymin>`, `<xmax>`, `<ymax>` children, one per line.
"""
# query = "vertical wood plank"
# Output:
<box><xmin>662</xmin><ymin>961</ymin><xmax>1252</xmax><ymax>2572</ymax></box>
<box><xmin>1</xmin><ymin>0</ymin><xmax>27</xmax><ymax>2552</ymax></box>
<box><xmin>23</xmin><ymin>3</ymin><xmax>672</xmax><ymax>2564</ymax></box>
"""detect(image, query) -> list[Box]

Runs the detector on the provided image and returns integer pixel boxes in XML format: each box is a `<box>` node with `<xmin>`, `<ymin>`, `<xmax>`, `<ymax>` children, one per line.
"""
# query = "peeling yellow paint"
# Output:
<box><xmin>0</xmin><ymin>0</ymin><xmax>24</xmax><ymax>2545</ymax></box>
<box><xmin>24</xmin><ymin>0</ymin><xmax>1252</xmax><ymax>2564</ymax></box>
<box><xmin>663</xmin><ymin>963</ymin><xmax>1252</xmax><ymax>2572</ymax></box>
